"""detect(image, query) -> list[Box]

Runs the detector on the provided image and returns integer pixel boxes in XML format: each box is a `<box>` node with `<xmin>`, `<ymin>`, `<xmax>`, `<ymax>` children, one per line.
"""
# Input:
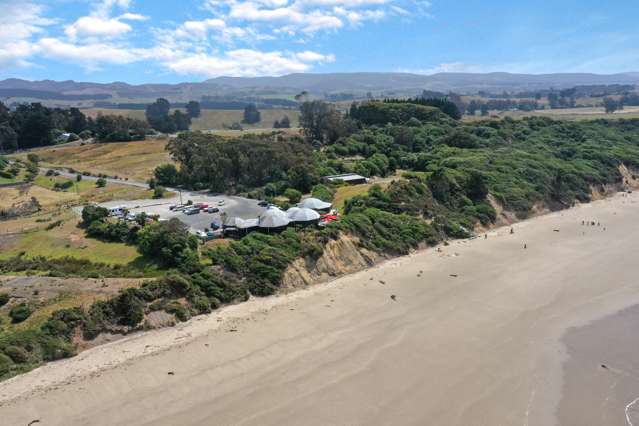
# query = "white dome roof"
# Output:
<box><xmin>287</xmin><ymin>207</ymin><xmax>320</xmax><ymax>223</ymax></box>
<box><xmin>258</xmin><ymin>207</ymin><xmax>290</xmax><ymax>228</ymax></box>
<box><xmin>298</xmin><ymin>197</ymin><xmax>332</xmax><ymax>210</ymax></box>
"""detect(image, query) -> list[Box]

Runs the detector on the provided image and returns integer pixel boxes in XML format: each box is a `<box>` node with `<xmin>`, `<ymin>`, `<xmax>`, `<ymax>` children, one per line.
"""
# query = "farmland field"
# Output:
<box><xmin>15</xmin><ymin>139</ymin><xmax>173</xmax><ymax>182</ymax></box>
<box><xmin>464</xmin><ymin>106</ymin><xmax>639</xmax><ymax>122</ymax></box>
<box><xmin>82</xmin><ymin>108</ymin><xmax>301</xmax><ymax>131</ymax></box>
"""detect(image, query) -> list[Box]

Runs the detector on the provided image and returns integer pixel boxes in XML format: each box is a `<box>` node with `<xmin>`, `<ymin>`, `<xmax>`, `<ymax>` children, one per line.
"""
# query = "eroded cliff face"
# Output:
<box><xmin>281</xmin><ymin>234</ymin><xmax>381</xmax><ymax>291</ymax></box>
<box><xmin>619</xmin><ymin>164</ymin><xmax>639</xmax><ymax>188</ymax></box>
<box><xmin>283</xmin><ymin>164</ymin><xmax>639</xmax><ymax>292</ymax></box>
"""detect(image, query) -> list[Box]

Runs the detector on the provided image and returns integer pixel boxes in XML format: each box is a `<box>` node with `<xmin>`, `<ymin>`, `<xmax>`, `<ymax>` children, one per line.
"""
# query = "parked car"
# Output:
<box><xmin>169</xmin><ymin>204</ymin><xmax>178</xmax><ymax>210</ymax></box>
<box><xmin>217</xmin><ymin>200</ymin><xmax>226</xmax><ymax>205</ymax></box>
<box><xmin>257</xmin><ymin>200</ymin><xmax>269</xmax><ymax>207</ymax></box>
<box><xmin>206</xmin><ymin>207</ymin><xmax>219</xmax><ymax>213</ymax></box>
<box><xmin>210</xmin><ymin>221</ymin><xmax>221</xmax><ymax>230</ymax></box>
<box><xmin>184</xmin><ymin>208</ymin><xmax>200</xmax><ymax>215</ymax></box>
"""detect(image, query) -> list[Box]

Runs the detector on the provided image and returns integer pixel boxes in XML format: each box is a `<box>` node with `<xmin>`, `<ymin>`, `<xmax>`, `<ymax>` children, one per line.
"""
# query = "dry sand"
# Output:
<box><xmin>1</xmin><ymin>192</ymin><xmax>639</xmax><ymax>425</ymax></box>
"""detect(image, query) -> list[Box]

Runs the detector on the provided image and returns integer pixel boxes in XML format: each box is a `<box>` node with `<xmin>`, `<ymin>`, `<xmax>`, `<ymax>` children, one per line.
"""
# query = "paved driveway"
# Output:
<box><xmin>98</xmin><ymin>191</ymin><xmax>266</xmax><ymax>232</ymax></box>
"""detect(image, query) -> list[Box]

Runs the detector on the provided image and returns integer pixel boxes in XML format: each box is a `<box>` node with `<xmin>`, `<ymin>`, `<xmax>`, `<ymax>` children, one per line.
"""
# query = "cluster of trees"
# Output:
<box><xmin>0</xmin><ymin>102</ymin><xmax>87</xmax><ymax>151</ymax></box>
<box><xmin>300</xmin><ymin>101</ymin><xmax>357</xmax><ymax>144</ymax></box>
<box><xmin>466</xmin><ymin>99</ymin><xmax>540</xmax><ymax>115</ymax></box>
<box><xmin>0</xmin><ymin>101</ymin><xmax>153</xmax><ymax>151</ymax></box>
<box><xmin>382</xmin><ymin>97</ymin><xmax>462</xmax><ymax>120</ymax></box>
<box><xmin>603</xmin><ymin>97</ymin><xmax>624</xmax><ymax>114</ymax></box>
<box><xmin>166</xmin><ymin>132</ymin><xmax>318</xmax><ymax>193</ymax></box>
<box><xmin>348</xmin><ymin>101</ymin><xmax>450</xmax><ymax>126</ymax></box>
<box><xmin>92</xmin><ymin>114</ymin><xmax>148</xmax><ymax>142</ymax></box>
<box><xmin>145</xmin><ymin>98</ymin><xmax>193</xmax><ymax>133</ymax></box>
<box><xmin>242</xmin><ymin>104</ymin><xmax>261</xmax><ymax>124</ymax></box>
<box><xmin>273</xmin><ymin>116</ymin><xmax>291</xmax><ymax>128</ymax></box>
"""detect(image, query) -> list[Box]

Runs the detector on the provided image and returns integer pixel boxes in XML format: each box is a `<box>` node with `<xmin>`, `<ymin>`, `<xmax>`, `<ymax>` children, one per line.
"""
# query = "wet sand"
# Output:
<box><xmin>0</xmin><ymin>192</ymin><xmax>638</xmax><ymax>425</ymax></box>
<box><xmin>558</xmin><ymin>305</ymin><xmax>639</xmax><ymax>425</ymax></box>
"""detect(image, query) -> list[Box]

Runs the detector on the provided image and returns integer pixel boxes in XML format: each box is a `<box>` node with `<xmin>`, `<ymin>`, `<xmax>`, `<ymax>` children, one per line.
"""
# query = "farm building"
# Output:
<box><xmin>323</xmin><ymin>173</ymin><xmax>369</xmax><ymax>185</ymax></box>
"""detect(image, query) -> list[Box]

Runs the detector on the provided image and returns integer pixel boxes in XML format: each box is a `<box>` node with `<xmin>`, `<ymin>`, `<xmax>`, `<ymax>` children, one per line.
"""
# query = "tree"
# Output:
<box><xmin>466</xmin><ymin>100</ymin><xmax>480</xmax><ymax>116</ymax></box>
<box><xmin>0</xmin><ymin>293</ymin><xmax>9</xmax><ymax>307</ymax></box>
<box><xmin>96</xmin><ymin>177</ymin><xmax>107</xmax><ymax>188</ymax></box>
<box><xmin>154</xmin><ymin>163</ymin><xmax>179</xmax><ymax>186</ymax></box>
<box><xmin>299</xmin><ymin>101</ymin><xmax>348</xmax><ymax>144</ymax></box>
<box><xmin>420</xmin><ymin>98</ymin><xmax>461</xmax><ymax>120</ymax></box>
<box><xmin>0</xmin><ymin>124</ymin><xmax>18</xmax><ymax>152</ymax></box>
<box><xmin>11</xmin><ymin>103</ymin><xmax>54</xmax><ymax>149</ymax></box>
<box><xmin>137</xmin><ymin>218</ymin><xmax>199</xmax><ymax>268</ymax></box>
<box><xmin>243</xmin><ymin>104</ymin><xmax>261</xmax><ymax>124</ymax></box>
<box><xmin>465</xmin><ymin>171</ymin><xmax>488</xmax><ymax>201</ymax></box>
<box><xmin>81</xmin><ymin>205</ymin><xmax>109</xmax><ymax>226</ymax></box>
<box><xmin>603</xmin><ymin>97</ymin><xmax>619</xmax><ymax>114</ymax></box>
<box><xmin>311</xmin><ymin>184</ymin><xmax>335</xmax><ymax>202</ymax></box>
<box><xmin>186</xmin><ymin>101</ymin><xmax>201</xmax><ymax>118</ymax></box>
<box><xmin>93</xmin><ymin>114</ymin><xmax>147</xmax><ymax>142</ymax></box>
<box><xmin>171</xmin><ymin>110</ymin><xmax>191</xmax><ymax>131</ymax></box>
<box><xmin>68</xmin><ymin>108</ymin><xmax>87</xmax><ymax>134</ymax></box>
<box><xmin>284</xmin><ymin>188</ymin><xmax>302</xmax><ymax>203</ymax></box>
<box><xmin>146</xmin><ymin>98</ymin><xmax>176</xmax><ymax>133</ymax></box>
<box><xmin>153</xmin><ymin>186</ymin><xmax>166</xmax><ymax>199</ymax></box>
<box><xmin>9</xmin><ymin>303</ymin><xmax>32</xmax><ymax>323</ymax></box>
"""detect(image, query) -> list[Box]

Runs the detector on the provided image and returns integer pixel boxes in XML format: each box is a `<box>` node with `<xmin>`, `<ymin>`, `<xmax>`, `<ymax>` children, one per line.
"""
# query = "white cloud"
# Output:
<box><xmin>166</xmin><ymin>49</ymin><xmax>334</xmax><ymax>77</ymax></box>
<box><xmin>204</xmin><ymin>0</ymin><xmax>427</xmax><ymax>34</ymax></box>
<box><xmin>118</xmin><ymin>13</ymin><xmax>149</xmax><ymax>21</ymax></box>
<box><xmin>93</xmin><ymin>0</ymin><xmax>132</xmax><ymax>18</ymax></box>
<box><xmin>65</xmin><ymin>16</ymin><xmax>132</xmax><ymax>40</ymax></box>
<box><xmin>0</xmin><ymin>1</ymin><xmax>54</xmax><ymax>68</ymax></box>
<box><xmin>295</xmin><ymin>50</ymin><xmax>335</xmax><ymax>62</ymax></box>
<box><xmin>37</xmin><ymin>37</ymin><xmax>148</xmax><ymax>66</ymax></box>
<box><xmin>0</xmin><ymin>0</ymin><xmax>427</xmax><ymax>77</ymax></box>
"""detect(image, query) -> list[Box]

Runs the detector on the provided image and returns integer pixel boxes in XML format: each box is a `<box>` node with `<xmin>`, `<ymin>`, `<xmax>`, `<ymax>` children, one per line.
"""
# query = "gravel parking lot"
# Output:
<box><xmin>98</xmin><ymin>190</ymin><xmax>266</xmax><ymax>233</ymax></box>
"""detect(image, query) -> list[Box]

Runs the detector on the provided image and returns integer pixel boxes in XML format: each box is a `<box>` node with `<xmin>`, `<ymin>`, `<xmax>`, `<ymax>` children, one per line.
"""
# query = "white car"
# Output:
<box><xmin>217</xmin><ymin>200</ymin><xmax>226</xmax><ymax>205</ymax></box>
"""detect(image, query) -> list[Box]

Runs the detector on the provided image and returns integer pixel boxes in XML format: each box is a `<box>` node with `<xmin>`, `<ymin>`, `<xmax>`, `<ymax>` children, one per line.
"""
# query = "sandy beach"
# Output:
<box><xmin>1</xmin><ymin>191</ymin><xmax>638</xmax><ymax>425</ymax></box>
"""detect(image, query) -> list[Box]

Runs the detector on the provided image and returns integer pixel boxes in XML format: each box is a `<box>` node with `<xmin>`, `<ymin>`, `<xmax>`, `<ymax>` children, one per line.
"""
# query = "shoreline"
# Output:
<box><xmin>557</xmin><ymin>303</ymin><xmax>639</xmax><ymax>425</ymax></box>
<box><xmin>0</xmin><ymin>190</ymin><xmax>638</xmax><ymax>425</ymax></box>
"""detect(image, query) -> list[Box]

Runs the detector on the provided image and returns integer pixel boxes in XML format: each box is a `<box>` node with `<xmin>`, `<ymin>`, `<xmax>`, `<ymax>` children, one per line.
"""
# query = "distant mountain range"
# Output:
<box><xmin>1</xmin><ymin>72</ymin><xmax>638</xmax><ymax>106</ymax></box>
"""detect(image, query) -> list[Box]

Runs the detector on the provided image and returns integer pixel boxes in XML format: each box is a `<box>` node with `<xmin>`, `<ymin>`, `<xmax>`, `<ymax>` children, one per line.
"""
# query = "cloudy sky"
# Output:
<box><xmin>0</xmin><ymin>0</ymin><xmax>637</xmax><ymax>83</ymax></box>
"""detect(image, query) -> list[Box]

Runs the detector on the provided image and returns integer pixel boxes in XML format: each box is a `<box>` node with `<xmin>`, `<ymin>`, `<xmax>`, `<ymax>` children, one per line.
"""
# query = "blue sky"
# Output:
<box><xmin>0</xmin><ymin>0</ymin><xmax>637</xmax><ymax>84</ymax></box>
